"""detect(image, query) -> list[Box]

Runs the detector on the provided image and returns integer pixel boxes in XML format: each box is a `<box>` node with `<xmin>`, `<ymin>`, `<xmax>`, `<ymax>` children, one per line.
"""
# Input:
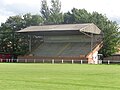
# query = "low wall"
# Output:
<box><xmin>103</xmin><ymin>55</ymin><xmax>120</xmax><ymax>60</ymax></box>
<box><xmin>16</xmin><ymin>56</ymin><xmax>87</xmax><ymax>63</ymax></box>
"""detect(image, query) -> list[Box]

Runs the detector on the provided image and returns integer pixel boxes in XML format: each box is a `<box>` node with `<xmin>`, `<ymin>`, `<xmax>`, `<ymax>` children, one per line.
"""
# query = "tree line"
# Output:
<box><xmin>0</xmin><ymin>0</ymin><xmax>119</xmax><ymax>57</ymax></box>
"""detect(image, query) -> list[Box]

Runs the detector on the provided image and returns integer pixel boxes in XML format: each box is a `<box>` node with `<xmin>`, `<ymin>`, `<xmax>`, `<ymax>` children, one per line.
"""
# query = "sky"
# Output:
<box><xmin>0</xmin><ymin>0</ymin><xmax>120</xmax><ymax>25</ymax></box>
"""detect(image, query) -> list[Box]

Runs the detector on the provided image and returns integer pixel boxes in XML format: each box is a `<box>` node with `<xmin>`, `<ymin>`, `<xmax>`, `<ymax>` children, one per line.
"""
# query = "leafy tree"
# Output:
<box><xmin>72</xmin><ymin>8</ymin><xmax>91</xmax><ymax>23</ymax></box>
<box><xmin>49</xmin><ymin>0</ymin><xmax>63</xmax><ymax>24</ymax></box>
<box><xmin>23</xmin><ymin>13</ymin><xmax>43</xmax><ymax>27</ymax></box>
<box><xmin>64</xmin><ymin>11</ymin><xmax>74</xmax><ymax>24</ymax></box>
<box><xmin>64</xmin><ymin>8</ymin><xmax>91</xmax><ymax>24</ymax></box>
<box><xmin>31</xmin><ymin>14</ymin><xmax>44</xmax><ymax>25</ymax></box>
<box><xmin>0</xmin><ymin>14</ymin><xmax>43</xmax><ymax>56</ymax></box>
<box><xmin>0</xmin><ymin>23</ymin><xmax>12</xmax><ymax>53</ymax></box>
<box><xmin>0</xmin><ymin>16</ymin><xmax>28</xmax><ymax>55</ymax></box>
<box><xmin>90</xmin><ymin>12</ymin><xmax>120</xmax><ymax>56</ymax></box>
<box><xmin>40</xmin><ymin>0</ymin><xmax>50</xmax><ymax>23</ymax></box>
<box><xmin>40</xmin><ymin>0</ymin><xmax>63</xmax><ymax>24</ymax></box>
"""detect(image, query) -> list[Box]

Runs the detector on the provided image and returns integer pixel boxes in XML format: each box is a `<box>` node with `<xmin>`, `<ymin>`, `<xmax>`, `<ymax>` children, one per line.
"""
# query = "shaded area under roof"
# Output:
<box><xmin>17</xmin><ymin>23</ymin><xmax>102</xmax><ymax>34</ymax></box>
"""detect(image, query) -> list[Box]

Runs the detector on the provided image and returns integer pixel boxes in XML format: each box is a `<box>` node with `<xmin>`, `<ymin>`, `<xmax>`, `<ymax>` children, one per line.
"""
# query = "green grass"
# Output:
<box><xmin>0</xmin><ymin>63</ymin><xmax>120</xmax><ymax>90</ymax></box>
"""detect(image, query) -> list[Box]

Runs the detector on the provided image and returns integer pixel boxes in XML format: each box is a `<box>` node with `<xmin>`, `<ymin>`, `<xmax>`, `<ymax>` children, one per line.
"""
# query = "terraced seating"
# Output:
<box><xmin>31</xmin><ymin>42</ymin><xmax>68</xmax><ymax>56</ymax></box>
<box><xmin>31</xmin><ymin>42</ymin><xmax>95</xmax><ymax>57</ymax></box>
<box><xmin>59</xmin><ymin>42</ymin><xmax>91</xmax><ymax>56</ymax></box>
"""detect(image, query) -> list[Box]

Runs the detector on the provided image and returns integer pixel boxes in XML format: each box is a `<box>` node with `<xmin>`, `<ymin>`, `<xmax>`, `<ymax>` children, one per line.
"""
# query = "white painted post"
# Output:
<box><xmin>72</xmin><ymin>60</ymin><xmax>74</xmax><ymax>64</ymax></box>
<box><xmin>52</xmin><ymin>59</ymin><xmax>54</xmax><ymax>64</ymax></box>
<box><xmin>99</xmin><ymin>60</ymin><xmax>102</xmax><ymax>64</ymax></box>
<box><xmin>6</xmin><ymin>59</ymin><xmax>8</xmax><ymax>62</ymax></box>
<box><xmin>43</xmin><ymin>59</ymin><xmax>44</xmax><ymax>63</ymax></box>
<box><xmin>25</xmin><ymin>59</ymin><xmax>27</xmax><ymax>63</ymax></box>
<box><xmin>81</xmin><ymin>60</ymin><xmax>83</xmax><ymax>64</ymax></box>
<box><xmin>108</xmin><ymin>60</ymin><xmax>110</xmax><ymax>64</ymax></box>
<box><xmin>62</xmin><ymin>59</ymin><xmax>63</xmax><ymax>64</ymax></box>
<box><xmin>11</xmin><ymin>59</ymin><xmax>13</xmax><ymax>63</ymax></box>
<box><xmin>17</xmin><ymin>59</ymin><xmax>18</xmax><ymax>63</ymax></box>
<box><xmin>0</xmin><ymin>59</ymin><xmax>2</xmax><ymax>62</ymax></box>
<box><xmin>34</xmin><ymin>59</ymin><xmax>36</xmax><ymax>63</ymax></box>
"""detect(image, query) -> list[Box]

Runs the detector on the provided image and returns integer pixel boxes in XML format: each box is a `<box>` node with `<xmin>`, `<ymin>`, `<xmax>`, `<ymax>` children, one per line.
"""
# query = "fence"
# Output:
<box><xmin>0</xmin><ymin>58</ymin><xmax>88</xmax><ymax>64</ymax></box>
<box><xmin>0</xmin><ymin>59</ymin><xmax>120</xmax><ymax>64</ymax></box>
<box><xmin>102</xmin><ymin>60</ymin><xmax>120</xmax><ymax>64</ymax></box>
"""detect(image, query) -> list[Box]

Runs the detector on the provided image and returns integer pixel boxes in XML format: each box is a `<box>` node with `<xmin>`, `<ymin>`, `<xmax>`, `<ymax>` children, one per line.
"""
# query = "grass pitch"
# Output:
<box><xmin>0</xmin><ymin>63</ymin><xmax>120</xmax><ymax>90</ymax></box>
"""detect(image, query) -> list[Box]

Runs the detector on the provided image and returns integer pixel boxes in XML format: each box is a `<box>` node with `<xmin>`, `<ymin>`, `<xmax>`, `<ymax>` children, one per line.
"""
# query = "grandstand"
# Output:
<box><xmin>18</xmin><ymin>23</ymin><xmax>103</xmax><ymax>64</ymax></box>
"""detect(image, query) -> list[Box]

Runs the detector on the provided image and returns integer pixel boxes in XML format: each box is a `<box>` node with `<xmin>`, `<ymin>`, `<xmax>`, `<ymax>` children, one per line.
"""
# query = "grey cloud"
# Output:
<box><xmin>109</xmin><ymin>17</ymin><xmax>120</xmax><ymax>24</ymax></box>
<box><xmin>0</xmin><ymin>1</ymin><xmax>40</xmax><ymax>24</ymax></box>
<box><xmin>4</xmin><ymin>3</ymin><xmax>40</xmax><ymax>15</ymax></box>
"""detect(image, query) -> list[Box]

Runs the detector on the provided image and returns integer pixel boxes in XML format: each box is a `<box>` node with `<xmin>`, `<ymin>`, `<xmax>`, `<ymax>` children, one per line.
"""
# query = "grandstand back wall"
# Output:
<box><xmin>43</xmin><ymin>35</ymin><xmax>100</xmax><ymax>42</ymax></box>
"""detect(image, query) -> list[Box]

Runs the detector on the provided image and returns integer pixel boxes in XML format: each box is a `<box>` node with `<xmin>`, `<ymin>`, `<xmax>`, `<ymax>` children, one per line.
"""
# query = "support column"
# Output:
<box><xmin>29</xmin><ymin>35</ymin><xmax>32</xmax><ymax>52</ymax></box>
<box><xmin>91</xmin><ymin>33</ymin><xmax>94</xmax><ymax>64</ymax></box>
<box><xmin>91</xmin><ymin>33</ymin><xmax>93</xmax><ymax>51</ymax></box>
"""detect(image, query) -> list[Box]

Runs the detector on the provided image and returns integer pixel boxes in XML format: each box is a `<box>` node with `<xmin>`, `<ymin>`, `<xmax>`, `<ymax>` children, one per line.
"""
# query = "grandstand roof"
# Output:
<box><xmin>17</xmin><ymin>23</ymin><xmax>102</xmax><ymax>34</ymax></box>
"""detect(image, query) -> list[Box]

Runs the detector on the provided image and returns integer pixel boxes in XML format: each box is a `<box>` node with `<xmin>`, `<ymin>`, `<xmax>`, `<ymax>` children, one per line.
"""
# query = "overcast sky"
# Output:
<box><xmin>0</xmin><ymin>0</ymin><xmax>120</xmax><ymax>25</ymax></box>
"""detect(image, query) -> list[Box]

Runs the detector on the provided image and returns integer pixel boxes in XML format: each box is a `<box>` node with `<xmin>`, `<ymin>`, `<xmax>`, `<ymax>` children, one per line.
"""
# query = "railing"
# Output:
<box><xmin>102</xmin><ymin>60</ymin><xmax>120</xmax><ymax>64</ymax></box>
<box><xmin>0</xmin><ymin>59</ymin><xmax>88</xmax><ymax>64</ymax></box>
<box><xmin>0</xmin><ymin>59</ymin><xmax>120</xmax><ymax>64</ymax></box>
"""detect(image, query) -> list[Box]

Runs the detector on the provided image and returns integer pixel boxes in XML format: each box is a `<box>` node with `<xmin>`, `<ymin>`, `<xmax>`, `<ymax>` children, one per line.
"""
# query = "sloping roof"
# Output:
<box><xmin>17</xmin><ymin>23</ymin><xmax>102</xmax><ymax>34</ymax></box>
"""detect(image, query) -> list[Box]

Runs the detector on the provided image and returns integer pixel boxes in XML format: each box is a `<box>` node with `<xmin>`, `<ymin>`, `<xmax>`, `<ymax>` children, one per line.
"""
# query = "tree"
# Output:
<box><xmin>49</xmin><ymin>0</ymin><xmax>63</xmax><ymax>24</ymax></box>
<box><xmin>100</xmin><ymin>21</ymin><xmax>120</xmax><ymax>56</ymax></box>
<box><xmin>0</xmin><ymin>16</ymin><xmax>28</xmax><ymax>55</ymax></box>
<box><xmin>40</xmin><ymin>0</ymin><xmax>63</xmax><ymax>24</ymax></box>
<box><xmin>23</xmin><ymin>13</ymin><xmax>43</xmax><ymax>26</ymax></box>
<box><xmin>64</xmin><ymin>11</ymin><xmax>74</xmax><ymax>24</ymax></box>
<box><xmin>0</xmin><ymin>23</ymin><xmax>13</xmax><ymax>53</ymax></box>
<box><xmin>31</xmin><ymin>14</ymin><xmax>44</xmax><ymax>25</ymax></box>
<box><xmin>40</xmin><ymin>0</ymin><xmax>50</xmax><ymax>23</ymax></box>
<box><xmin>0</xmin><ymin>14</ymin><xmax>43</xmax><ymax>56</ymax></box>
<box><xmin>90</xmin><ymin>12</ymin><xmax>120</xmax><ymax>56</ymax></box>
<box><xmin>64</xmin><ymin>8</ymin><xmax>91</xmax><ymax>24</ymax></box>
